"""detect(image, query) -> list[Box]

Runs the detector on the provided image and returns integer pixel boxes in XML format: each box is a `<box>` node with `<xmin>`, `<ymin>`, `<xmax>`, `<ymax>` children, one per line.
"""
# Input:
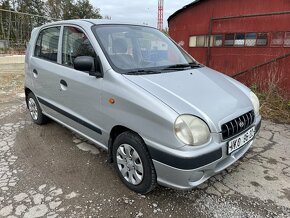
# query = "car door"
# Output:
<box><xmin>30</xmin><ymin>26</ymin><xmax>65</xmax><ymax>120</ymax></box>
<box><xmin>55</xmin><ymin>25</ymin><xmax>105</xmax><ymax>146</ymax></box>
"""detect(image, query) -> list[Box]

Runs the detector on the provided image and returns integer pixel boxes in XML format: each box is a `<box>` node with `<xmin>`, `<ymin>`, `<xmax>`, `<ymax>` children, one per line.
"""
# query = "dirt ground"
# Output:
<box><xmin>0</xmin><ymin>74</ymin><xmax>290</xmax><ymax>217</ymax></box>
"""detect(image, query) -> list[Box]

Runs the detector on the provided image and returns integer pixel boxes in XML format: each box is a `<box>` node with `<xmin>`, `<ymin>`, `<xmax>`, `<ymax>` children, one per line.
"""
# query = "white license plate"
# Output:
<box><xmin>228</xmin><ymin>127</ymin><xmax>255</xmax><ymax>154</ymax></box>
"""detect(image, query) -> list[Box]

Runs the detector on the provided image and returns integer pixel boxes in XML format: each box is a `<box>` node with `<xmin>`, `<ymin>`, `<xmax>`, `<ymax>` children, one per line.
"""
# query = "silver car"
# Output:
<box><xmin>25</xmin><ymin>20</ymin><xmax>261</xmax><ymax>194</ymax></box>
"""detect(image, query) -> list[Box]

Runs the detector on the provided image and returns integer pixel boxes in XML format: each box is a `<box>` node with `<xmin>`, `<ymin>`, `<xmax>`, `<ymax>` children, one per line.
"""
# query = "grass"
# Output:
<box><xmin>251</xmin><ymin>84</ymin><xmax>290</xmax><ymax>124</ymax></box>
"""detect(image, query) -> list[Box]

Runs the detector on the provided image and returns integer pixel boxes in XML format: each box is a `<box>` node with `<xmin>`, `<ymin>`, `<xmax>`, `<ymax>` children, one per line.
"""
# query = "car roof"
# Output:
<box><xmin>39</xmin><ymin>19</ymin><xmax>151</xmax><ymax>28</ymax></box>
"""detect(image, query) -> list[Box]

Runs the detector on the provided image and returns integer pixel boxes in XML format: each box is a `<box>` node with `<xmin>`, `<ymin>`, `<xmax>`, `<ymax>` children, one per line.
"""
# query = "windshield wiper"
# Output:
<box><xmin>125</xmin><ymin>69</ymin><xmax>162</xmax><ymax>75</ymax></box>
<box><xmin>163</xmin><ymin>63</ymin><xmax>202</xmax><ymax>70</ymax></box>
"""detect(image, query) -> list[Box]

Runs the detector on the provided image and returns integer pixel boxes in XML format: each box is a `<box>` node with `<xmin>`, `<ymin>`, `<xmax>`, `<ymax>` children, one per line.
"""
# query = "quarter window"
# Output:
<box><xmin>245</xmin><ymin>33</ymin><xmax>257</xmax><ymax>47</ymax></box>
<box><xmin>62</xmin><ymin>26</ymin><xmax>96</xmax><ymax>68</ymax></box>
<box><xmin>34</xmin><ymin>27</ymin><xmax>60</xmax><ymax>62</ymax></box>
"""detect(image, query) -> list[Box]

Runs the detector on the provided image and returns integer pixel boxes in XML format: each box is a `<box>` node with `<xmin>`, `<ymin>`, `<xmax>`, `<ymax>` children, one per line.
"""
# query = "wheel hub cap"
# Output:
<box><xmin>116</xmin><ymin>144</ymin><xmax>144</xmax><ymax>185</ymax></box>
<box><xmin>28</xmin><ymin>98</ymin><xmax>38</xmax><ymax>120</ymax></box>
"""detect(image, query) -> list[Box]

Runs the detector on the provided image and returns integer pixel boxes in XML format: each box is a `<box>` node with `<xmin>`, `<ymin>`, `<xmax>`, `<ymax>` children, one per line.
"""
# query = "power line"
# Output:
<box><xmin>0</xmin><ymin>8</ymin><xmax>59</xmax><ymax>20</ymax></box>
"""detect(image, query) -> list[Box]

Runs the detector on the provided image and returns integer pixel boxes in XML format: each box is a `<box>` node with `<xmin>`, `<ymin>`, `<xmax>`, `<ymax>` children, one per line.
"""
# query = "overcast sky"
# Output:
<box><xmin>90</xmin><ymin>0</ymin><xmax>194</xmax><ymax>28</ymax></box>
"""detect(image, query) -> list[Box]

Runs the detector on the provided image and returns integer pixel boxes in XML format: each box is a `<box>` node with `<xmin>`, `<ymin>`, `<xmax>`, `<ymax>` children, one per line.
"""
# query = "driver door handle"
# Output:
<box><xmin>60</xmin><ymin>79</ymin><xmax>68</xmax><ymax>91</ymax></box>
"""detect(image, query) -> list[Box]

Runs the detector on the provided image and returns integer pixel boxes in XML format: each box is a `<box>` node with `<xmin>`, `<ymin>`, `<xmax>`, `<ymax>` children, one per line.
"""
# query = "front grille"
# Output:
<box><xmin>221</xmin><ymin>110</ymin><xmax>255</xmax><ymax>140</ymax></box>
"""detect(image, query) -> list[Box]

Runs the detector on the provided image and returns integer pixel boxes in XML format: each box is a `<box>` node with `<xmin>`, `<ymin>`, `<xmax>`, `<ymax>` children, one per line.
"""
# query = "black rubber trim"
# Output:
<box><xmin>148</xmin><ymin>146</ymin><xmax>223</xmax><ymax>170</ymax></box>
<box><xmin>37</xmin><ymin>97</ymin><xmax>102</xmax><ymax>135</ymax></box>
<box><xmin>256</xmin><ymin>120</ymin><xmax>262</xmax><ymax>133</ymax></box>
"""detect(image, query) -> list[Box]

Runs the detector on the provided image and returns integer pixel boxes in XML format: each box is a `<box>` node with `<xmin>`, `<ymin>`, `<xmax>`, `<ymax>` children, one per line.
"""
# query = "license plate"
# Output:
<box><xmin>228</xmin><ymin>127</ymin><xmax>255</xmax><ymax>154</ymax></box>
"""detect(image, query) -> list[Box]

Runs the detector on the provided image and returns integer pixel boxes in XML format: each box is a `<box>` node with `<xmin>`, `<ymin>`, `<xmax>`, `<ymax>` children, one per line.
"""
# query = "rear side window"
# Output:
<box><xmin>62</xmin><ymin>26</ymin><xmax>96</xmax><ymax>67</ymax></box>
<box><xmin>34</xmin><ymin>27</ymin><xmax>60</xmax><ymax>62</ymax></box>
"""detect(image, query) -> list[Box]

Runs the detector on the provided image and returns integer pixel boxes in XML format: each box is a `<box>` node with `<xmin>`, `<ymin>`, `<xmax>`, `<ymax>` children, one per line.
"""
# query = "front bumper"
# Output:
<box><xmin>149</xmin><ymin>116</ymin><xmax>262</xmax><ymax>190</ymax></box>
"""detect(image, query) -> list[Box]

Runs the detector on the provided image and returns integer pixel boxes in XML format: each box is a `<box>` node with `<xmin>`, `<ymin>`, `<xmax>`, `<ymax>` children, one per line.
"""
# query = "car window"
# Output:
<box><xmin>62</xmin><ymin>26</ymin><xmax>96</xmax><ymax>68</ymax></box>
<box><xmin>34</xmin><ymin>26</ymin><xmax>60</xmax><ymax>62</ymax></box>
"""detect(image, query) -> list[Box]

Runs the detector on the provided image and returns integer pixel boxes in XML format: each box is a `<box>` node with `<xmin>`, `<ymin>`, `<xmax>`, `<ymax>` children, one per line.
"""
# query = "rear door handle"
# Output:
<box><xmin>33</xmin><ymin>69</ymin><xmax>38</xmax><ymax>78</ymax></box>
<box><xmin>60</xmin><ymin>79</ymin><xmax>68</xmax><ymax>91</ymax></box>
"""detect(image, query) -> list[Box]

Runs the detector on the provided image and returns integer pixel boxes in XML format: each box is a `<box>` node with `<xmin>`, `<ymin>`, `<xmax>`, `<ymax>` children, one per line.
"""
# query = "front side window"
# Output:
<box><xmin>34</xmin><ymin>26</ymin><xmax>60</xmax><ymax>62</ymax></box>
<box><xmin>93</xmin><ymin>25</ymin><xmax>196</xmax><ymax>72</ymax></box>
<box><xmin>62</xmin><ymin>26</ymin><xmax>96</xmax><ymax>67</ymax></box>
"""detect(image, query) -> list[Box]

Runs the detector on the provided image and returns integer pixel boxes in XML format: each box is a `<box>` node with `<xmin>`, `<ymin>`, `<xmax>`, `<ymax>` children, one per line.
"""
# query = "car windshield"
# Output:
<box><xmin>93</xmin><ymin>24</ymin><xmax>200</xmax><ymax>74</ymax></box>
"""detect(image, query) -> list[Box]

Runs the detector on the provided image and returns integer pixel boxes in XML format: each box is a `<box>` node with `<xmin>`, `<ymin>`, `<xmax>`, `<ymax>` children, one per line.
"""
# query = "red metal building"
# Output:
<box><xmin>168</xmin><ymin>0</ymin><xmax>290</xmax><ymax>98</ymax></box>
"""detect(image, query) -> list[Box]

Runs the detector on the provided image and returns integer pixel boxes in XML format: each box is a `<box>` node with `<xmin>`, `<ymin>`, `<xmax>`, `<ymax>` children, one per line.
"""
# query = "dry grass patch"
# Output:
<box><xmin>252</xmin><ymin>84</ymin><xmax>290</xmax><ymax>124</ymax></box>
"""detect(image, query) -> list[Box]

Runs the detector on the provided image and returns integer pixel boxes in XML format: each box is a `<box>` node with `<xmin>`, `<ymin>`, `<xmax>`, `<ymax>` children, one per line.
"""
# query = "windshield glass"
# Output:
<box><xmin>93</xmin><ymin>25</ymin><xmax>199</xmax><ymax>73</ymax></box>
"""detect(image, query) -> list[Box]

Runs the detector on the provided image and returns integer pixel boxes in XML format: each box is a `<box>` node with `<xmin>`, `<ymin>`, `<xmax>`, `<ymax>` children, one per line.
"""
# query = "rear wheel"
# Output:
<box><xmin>112</xmin><ymin>131</ymin><xmax>157</xmax><ymax>194</ymax></box>
<box><xmin>27</xmin><ymin>92</ymin><xmax>48</xmax><ymax>125</ymax></box>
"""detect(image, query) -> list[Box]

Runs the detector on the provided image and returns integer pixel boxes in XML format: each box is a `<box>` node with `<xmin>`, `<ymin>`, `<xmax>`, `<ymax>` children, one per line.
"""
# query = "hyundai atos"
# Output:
<box><xmin>25</xmin><ymin>20</ymin><xmax>261</xmax><ymax>194</ymax></box>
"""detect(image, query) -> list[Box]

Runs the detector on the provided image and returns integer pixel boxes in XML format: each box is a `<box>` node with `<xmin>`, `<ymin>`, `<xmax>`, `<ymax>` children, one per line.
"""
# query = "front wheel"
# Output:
<box><xmin>112</xmin><ymin>131</ymin><xmax>157</xmax><ymax>194</ymax></box>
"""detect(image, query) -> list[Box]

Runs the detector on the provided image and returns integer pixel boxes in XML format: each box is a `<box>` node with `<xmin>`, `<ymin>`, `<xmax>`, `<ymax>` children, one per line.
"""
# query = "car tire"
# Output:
<box><xmin>112</xmin><ymin>131</ymin><xmax>157</xmax><ymax>194</ymax></box>
<box><xmin>27</xmin><ymin>92</ymin><xmax>48</xmax><ymax>125</ymax></box>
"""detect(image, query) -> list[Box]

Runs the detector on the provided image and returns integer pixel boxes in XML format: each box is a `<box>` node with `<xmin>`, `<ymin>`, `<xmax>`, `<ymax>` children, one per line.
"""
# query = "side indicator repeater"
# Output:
<box><xmin>109</xmin><ymin>98</ymin><xmax>115</xmax><ymax>104</ymax></box>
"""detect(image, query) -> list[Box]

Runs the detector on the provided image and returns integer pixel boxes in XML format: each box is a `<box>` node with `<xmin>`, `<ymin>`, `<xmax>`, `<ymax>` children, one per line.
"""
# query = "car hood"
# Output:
<box><xmin>123</xmin><ymin>67</ymin><xmax>253</xmax><ymax>132</ymax></box>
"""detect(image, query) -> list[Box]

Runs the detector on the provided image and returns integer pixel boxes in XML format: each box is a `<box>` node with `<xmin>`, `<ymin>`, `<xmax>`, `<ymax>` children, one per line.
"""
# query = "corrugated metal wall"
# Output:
<box><xmin>168</xmin><ymin>0</ymin><xmax>290</xmax><ymax>98</ymax></box>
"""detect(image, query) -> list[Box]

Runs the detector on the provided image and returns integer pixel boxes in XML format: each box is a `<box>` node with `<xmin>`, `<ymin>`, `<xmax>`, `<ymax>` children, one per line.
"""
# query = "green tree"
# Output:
<box><xmin>0</xmin><ymin>0</ymin><xmax>12</xmax><ymax>41</ymax></box>
<box><xmin>45</xmin><ymin>0</ymin><xmax>62</xmax><ymax>19</ymax></box>
<box><xmin>45</xmin><ymin>0</ymin><xmax>102</xmax><ymax>20</ymax></box>
<box><xmin>74</xmin><ymin>0</ymin><xmax>102</xmax><ymax>19</ymax></box>
<box><xmin>62</xmin><ymin>0</ymin><xmax>76</xmax><ymax>19</ymax></box>
<box><xmin>18</xmin><ymin>0</ymin><xmax>48</xmax><ymax>24</ymax></box>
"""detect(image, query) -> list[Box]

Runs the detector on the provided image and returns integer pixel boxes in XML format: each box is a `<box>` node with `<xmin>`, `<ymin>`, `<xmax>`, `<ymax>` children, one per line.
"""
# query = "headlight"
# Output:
<box><xmin>174</xmin><ymin>115</ymin><xmax>210</xmax><ymax>146</ymax></box>
<box><xmin>250</xmin><ymin>91</ymin><xmax>260</xmax><ymax>115</ymax></box>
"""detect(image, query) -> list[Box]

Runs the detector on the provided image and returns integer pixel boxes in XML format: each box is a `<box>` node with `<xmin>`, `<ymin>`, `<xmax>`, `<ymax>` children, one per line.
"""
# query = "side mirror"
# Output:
<box><xmin>74</xmin><ymin>56</ymin><xmax>94</xmax><ymax>72</ymax></box>
<box><xmin>74</xmin><ymin>56</ymin><xmax>103</xmax><ymax>78</ymax></box>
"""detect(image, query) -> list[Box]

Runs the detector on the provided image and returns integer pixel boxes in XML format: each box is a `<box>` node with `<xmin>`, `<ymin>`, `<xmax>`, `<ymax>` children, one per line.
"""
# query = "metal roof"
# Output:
<box><xmin>167</xmin><ymin>0</ymin><xmax>206</xmax><ymax>22</ymax></box>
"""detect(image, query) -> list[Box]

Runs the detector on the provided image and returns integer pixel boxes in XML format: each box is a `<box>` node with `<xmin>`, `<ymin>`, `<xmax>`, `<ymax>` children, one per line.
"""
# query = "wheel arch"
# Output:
<box><xmin>107</xmin><ymin>125</ymin><xmax>149</xmax><ymax>163</ymax></box>
<box><xmin>24</xmin><ymin>87</ymin><xmax>33</xmax><ymax>107</ymax></box>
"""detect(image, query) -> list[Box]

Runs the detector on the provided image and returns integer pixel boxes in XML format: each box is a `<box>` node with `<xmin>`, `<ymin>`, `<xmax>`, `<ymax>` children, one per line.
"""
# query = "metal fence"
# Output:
<box><xmin>0</xmin><ymin>9</ymin><xmax>57</xmax><ymax>55</ymax></box>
